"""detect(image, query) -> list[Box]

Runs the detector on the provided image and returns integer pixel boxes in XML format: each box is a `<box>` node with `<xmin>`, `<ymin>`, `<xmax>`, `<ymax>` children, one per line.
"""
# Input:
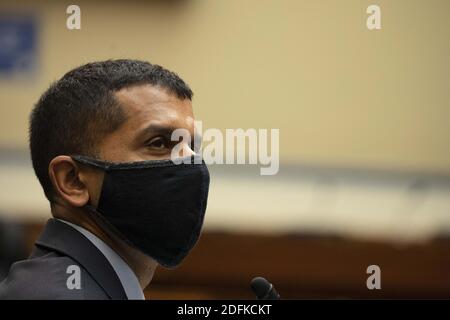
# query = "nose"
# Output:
<box><xmin>179</xmin><ymin>143</ymin><xmax>196</xmax><ymax>158</ymax></box>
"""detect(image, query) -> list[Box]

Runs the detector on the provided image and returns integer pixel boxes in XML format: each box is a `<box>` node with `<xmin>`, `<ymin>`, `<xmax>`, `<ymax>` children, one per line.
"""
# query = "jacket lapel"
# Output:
<box><xmin>34</xmin><ymin>218</ymin><xmax>128</xmax><ymax>300</ymax></box>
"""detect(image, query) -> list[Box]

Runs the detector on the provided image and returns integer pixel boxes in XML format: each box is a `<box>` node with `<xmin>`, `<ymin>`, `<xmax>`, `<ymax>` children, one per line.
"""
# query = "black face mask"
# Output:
<box><xmin>71</xmin><ymin>154</ymin><xmax>210</xmax><ymax>268</ymax></box>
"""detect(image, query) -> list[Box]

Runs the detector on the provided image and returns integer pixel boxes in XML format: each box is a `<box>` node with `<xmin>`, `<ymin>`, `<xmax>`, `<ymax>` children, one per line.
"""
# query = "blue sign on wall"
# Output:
<box><xmin>0</xmin><ymin>14</ymin><xmax>37</xmax><ymax>75</ymax></box>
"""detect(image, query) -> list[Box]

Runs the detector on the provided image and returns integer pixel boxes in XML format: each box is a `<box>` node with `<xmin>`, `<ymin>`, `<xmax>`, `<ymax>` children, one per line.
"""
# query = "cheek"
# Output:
<box><xmin>99</xmin><ymin>131</ymin><xmax>134</xmax><ymax>161</ymax></box>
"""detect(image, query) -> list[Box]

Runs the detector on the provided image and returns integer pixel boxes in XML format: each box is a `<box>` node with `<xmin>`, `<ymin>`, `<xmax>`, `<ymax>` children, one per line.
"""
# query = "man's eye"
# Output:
<box><xmin>147</xmin><ymin>137</ymin><xmax>167</xmax><ymax>150</ymax></box>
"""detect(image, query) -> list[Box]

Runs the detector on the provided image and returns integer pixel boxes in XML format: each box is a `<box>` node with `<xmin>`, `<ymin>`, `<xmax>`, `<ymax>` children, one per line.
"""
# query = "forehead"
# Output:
<box><xmin>114</xmin><ymin>84</ymin><xmax>194</xmax><ymax>128</ymax></box>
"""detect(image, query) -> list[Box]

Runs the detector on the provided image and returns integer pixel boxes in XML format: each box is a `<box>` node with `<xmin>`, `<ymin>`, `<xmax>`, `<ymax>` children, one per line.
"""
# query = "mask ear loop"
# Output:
<box><xmin>70</xmin><ymin>154</ymin><xmax>110</xmax><ymax>222</ymax></box>
<box><xmin>71</xmin><ymin>154</ymin><xmax>112</xmax><ymax>171</ymax></box>
<box><xmin>72</xmin><ymin>155</ymin><xmax>144</xmax><ymax>255</ymax></box>
<box><xmin>70</xmin><ymin>155</ymin><xmax>126</xmax><ymax>243</ymax></box>
<box><xmin>70</xmin><ymin>154</ymin><xmax>108</xmax><ymax>214</ymax></box>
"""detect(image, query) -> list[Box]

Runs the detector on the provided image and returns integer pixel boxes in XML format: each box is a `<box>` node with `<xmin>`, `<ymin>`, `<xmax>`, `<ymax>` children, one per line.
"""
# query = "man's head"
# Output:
<box><xmin>29</xmin><ymin>59</ymin><xmax>195</xmax><ymax>206</ymax></box>
<box><xmin>29</xmin><ymin>59</ymin><xmax>209</xmax><ymax>282</ymax></box>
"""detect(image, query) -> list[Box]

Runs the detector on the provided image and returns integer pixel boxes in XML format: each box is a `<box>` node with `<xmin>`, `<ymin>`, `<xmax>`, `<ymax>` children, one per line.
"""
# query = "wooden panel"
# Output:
<box><xmin>146</xmin><ymin>232</ymin><xmax>450</xmax><ymax>299</ymax></box>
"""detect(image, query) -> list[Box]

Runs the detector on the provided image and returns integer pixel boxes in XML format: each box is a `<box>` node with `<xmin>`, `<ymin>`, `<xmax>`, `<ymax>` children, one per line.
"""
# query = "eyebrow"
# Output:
<box><xmin>135</xmin><ymin>123</ymin><xmax>200</xmax><ymax>143</ymax></box>
<box><xmin>136</xmin><ymin>124</ymin><xmax>176</xmax><ymax>140</ymax></box>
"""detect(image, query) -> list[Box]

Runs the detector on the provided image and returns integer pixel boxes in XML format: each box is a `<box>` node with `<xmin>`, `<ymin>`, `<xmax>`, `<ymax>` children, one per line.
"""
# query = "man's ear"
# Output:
<box><xmin>48</xmin><ymin>155</ymin><xmax>91</xmax><ymax>207</ymax></box>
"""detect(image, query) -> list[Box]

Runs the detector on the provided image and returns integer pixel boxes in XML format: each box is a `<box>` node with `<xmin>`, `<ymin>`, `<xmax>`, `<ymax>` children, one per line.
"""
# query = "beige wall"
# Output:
<box><xmin>1</xmin><ymin>0</ymin><xmax>449</xmax><ymax>173</ymax></box>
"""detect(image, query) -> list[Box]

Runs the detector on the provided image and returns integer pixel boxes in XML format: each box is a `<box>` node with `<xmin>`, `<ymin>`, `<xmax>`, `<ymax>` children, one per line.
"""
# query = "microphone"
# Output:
<box><xmin>250</xmin><ymin>276</ymin><xmax>280</xmax><ymax>300</ymax></box>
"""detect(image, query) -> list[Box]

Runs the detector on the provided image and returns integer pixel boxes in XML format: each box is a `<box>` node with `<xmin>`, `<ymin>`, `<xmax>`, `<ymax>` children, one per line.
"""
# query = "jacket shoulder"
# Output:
<box><xmin>0</xmin><ymin>249</ymin><xmax>108</xmax><ymax>300</ymax></box>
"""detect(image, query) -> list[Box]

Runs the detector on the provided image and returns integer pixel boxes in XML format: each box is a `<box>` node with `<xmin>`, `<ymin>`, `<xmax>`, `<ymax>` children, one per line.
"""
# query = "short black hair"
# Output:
<box><xmin>29</xmin><ymin>59</ymin><xmax>193</xmax><ymax>201</ymax></box>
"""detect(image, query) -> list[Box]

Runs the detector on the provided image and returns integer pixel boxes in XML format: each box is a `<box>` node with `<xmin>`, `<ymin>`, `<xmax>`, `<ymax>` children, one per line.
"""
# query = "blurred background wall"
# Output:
<box><xmin>0</xmin><ymin>0</ymin><xmax>449</xmax><ymax>298</ymax></box>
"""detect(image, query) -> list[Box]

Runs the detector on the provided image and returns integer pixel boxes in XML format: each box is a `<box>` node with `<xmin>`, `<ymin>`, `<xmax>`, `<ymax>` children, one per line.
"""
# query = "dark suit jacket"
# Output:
<box><xmin>0</xmin><ymin>218</ymin><xmax>128</xmax><ymax>300</ymax></box>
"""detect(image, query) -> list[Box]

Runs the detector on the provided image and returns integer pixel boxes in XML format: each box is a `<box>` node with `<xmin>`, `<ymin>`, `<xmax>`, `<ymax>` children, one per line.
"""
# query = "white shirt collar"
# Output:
<box><xmin>58</xmin><ymin>219</ymin><xmax>145</xmax><ymax>300</ymax></box>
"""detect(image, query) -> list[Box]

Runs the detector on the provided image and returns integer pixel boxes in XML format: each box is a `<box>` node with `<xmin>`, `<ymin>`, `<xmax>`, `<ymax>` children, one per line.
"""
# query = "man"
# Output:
<box><xmin>0</xmin><ymin>59</ymin><xmax>210</xmax><ymax>299</ymax></box>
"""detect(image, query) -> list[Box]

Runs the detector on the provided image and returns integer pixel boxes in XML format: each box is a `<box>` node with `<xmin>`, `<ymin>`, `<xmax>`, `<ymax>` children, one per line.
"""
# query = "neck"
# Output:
<box><xmin>51</xmin><ymin>202</ymin><xmax>158</xmax><ymax>290</ymax></box>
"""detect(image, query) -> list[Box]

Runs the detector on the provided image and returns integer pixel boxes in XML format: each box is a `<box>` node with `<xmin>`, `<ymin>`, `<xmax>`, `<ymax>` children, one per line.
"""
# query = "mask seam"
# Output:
<box><xmin>71</xmin><ymin>155</ymin><xmax>204</xmax><ymax>171</ymax></box>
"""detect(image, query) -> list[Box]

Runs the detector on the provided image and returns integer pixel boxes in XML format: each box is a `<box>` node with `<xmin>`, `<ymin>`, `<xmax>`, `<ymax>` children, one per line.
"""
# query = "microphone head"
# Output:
<box><xmin>250</xmin><ymin>277</ymin><xmax>272</xmax><ymax>299</ymax></box>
